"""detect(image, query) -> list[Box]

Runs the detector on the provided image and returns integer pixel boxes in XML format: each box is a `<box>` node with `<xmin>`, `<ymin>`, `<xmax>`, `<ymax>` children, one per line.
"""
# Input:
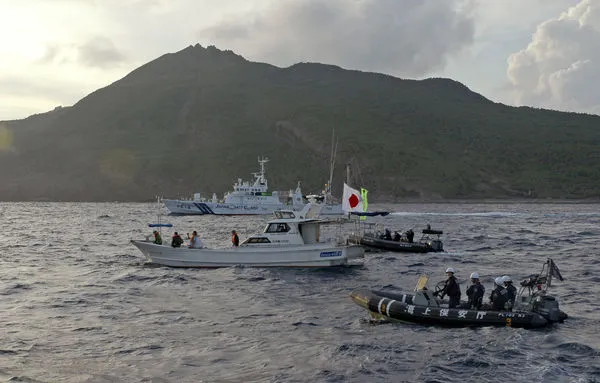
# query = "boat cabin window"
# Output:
<box><xmin>266</xmin><ymin>223</ymin><xmax>290</xmax><ymax>233</ymax></box>
<box><xmin>243</xmin><ymin>237</ymin><xmax>271</xmax><ymax>244</ymax></box>
<box><xmin>273</xmin><ymin>211</ymin><xmax>295</xmax><ymax>219</ymax></box>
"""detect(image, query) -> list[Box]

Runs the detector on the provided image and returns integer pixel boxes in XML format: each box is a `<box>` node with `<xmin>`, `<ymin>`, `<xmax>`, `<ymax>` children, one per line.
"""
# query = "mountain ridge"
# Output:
<box><xmin>1</xmin><ymin>44</ymin><xmax>599</xmax><ymax>202</ymax></box>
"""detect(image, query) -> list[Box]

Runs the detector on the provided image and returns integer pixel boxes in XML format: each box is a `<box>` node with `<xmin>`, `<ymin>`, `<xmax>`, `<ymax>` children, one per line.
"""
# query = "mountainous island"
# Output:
<box><xmin>1</xmin><ymin>44</ymin><xmax>600</xmax><ymax>202</ymax></box>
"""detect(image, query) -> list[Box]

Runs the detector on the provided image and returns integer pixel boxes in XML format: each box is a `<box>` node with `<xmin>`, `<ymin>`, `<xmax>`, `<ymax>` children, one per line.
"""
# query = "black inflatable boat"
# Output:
<box><xmin>357</xmin><ymin>227</ymin><xmax>444</xmax><ymax>253</ymax></box>
<box><xmin>350</xmin><ymin>259</ymin><xmax>567</xmax><ymax>328</ymax></box>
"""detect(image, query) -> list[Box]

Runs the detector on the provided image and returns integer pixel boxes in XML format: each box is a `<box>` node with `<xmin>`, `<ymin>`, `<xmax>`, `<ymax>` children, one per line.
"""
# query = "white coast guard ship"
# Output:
<box><xmin>163</xmin><ymin>157</ymin><xmax>306</xmax><ymax>215</ymax></box>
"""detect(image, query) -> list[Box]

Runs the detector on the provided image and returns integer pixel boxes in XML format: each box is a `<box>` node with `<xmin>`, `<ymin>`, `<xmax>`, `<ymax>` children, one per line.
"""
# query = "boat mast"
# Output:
<box><xmin>346</xmin><ymin>162</ymin><xmax>351</xmax><ymax>186</ymax></box>
<box><xmin>255</xmin><ymin>156</ymin><xmax>269</xmax><ymax>186</ymax></box>
<box><xmin>326</xmin><ymin>130</ymin><xmax>338</xmax><ymax>204</ymax></box>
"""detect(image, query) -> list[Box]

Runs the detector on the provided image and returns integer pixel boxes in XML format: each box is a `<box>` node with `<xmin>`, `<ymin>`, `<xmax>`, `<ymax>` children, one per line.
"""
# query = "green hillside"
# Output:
<box><xmin>1</xmin><ymin>44</ymin><xmax>599</xmax><ymax>202</ymax></box>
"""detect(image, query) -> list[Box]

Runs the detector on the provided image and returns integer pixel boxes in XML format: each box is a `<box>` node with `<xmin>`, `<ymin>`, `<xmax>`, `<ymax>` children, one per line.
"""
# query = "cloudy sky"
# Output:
<box><xmin>1</xmin><ymin>0</ymin><xmax>595</xmax><ymax>121</ymax></box>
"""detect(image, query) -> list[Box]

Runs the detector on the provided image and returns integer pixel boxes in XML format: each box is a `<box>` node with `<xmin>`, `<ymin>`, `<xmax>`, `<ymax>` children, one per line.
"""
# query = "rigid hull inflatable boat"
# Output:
<box><xmin>350</xmin><ymin>259</ymin><xmax>567</xmax><ymax>328</ymax></box>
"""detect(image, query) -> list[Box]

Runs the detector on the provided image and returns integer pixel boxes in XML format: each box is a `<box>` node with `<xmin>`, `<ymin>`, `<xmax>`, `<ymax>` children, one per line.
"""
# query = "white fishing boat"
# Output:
<box><xmin>163</xmin><ymin>157</ymin><xmax>305</xmax><ymax>215</ymax></box>
<box><xmin>131</xmin><ymin>204</ymin><xmax>364</xmax><ymax>268</ymax></box>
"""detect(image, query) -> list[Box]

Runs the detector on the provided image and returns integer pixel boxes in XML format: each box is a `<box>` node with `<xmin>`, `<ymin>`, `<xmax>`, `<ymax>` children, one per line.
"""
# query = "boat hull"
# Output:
<box><xmin>163</xmin><ymin>199</ymin><xmax>344</xmax><ymax>216</ymax></box>
<box><xmin>351</xmin><ymin>289</ymin><xmax>558</xmax><ymax>328</ymax></box>
<box><xmin>131</xmin><ymin>240</ymin><xmax>364</xmax><ymax>268</ymax></box>
<box><xmin>163</xmin><ymin>199</ymin><xmax>283</xmax><ymax>215</ymax></box>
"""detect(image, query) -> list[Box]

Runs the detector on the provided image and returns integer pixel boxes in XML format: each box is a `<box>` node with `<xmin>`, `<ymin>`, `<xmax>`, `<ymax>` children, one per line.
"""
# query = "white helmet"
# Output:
<box><xmin>445</xmin><ymin>267</ymin><xmax>455</xmax><ymax>274</ymax></box>
<box><xmin>494</xmin><ymin>277</ymin><xmax>504</xmax><ymax>287</ymax></box>
<box><xmin>502</xmin><ymin>275</ymin><xmax>512</xmax><ymax>283</ymax></box>
<box><xmin>470</xmin><ymin>272</ymin><xmax>479</xmax><ymax>279</ymax></box>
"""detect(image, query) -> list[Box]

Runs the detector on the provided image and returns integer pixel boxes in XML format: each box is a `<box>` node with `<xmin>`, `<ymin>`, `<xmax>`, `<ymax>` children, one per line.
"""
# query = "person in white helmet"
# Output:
<box><xmin>502</xmin><ymin>275</ymin><xmax>517</xmax><ymax>310</ymax></box>
<box><xmin>434</xmin><ymin>267</ymin><xmax>461</xmax><ymax>308</ymax></box>
<box><xmin>489</xmin><ymin>276</ymin><xmax>508</xmax><ymax>311</ymax></box>
<box><xmin>465</xmin><ymin>272</ymin><xmax>485</xmax><ymax>310</ymax></box>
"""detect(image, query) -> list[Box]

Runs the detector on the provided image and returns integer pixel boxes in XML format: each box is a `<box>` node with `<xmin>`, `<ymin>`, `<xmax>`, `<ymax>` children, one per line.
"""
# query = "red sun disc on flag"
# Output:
<box><xmin>348</xmin><ymin>193</ymin><xmax>359</xmax><ymax>208</ymax></box>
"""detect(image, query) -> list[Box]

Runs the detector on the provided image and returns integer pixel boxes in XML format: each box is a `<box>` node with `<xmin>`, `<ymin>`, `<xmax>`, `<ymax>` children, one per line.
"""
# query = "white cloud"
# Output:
<box><xmin>39</xmin><ymin>37</ymin><xmax>126</xmax><ymax>69</ymax></box>
<box><xmin>200</xmin><ymin>0</ymin><xmax>475</xmax><ymax>78</ymax></box>
<box><xmin>507</xmin><ymin>0</ymin><xmax>600</xmax><ymax>113</ymax></box>
<box><xmin>0</xmin><ymin>0</ymin><xmax>257</xmax><ymax>121</ymax></box>
<box><xmin>2</xmin><ymin>0</ymin><xmax>594</xmax><ymax>121</ymax></box>
<box><xmin>0</xmin><ymin>0</ymin><xmax>476</xmax><ymax>121</ymax></box>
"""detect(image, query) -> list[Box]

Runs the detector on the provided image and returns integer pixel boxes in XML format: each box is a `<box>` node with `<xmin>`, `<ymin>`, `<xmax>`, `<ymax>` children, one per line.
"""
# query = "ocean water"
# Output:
<box><xmin>0</xmin><ymin>202</ymin><xmax>599</xmax><ymax>383</ymax></box>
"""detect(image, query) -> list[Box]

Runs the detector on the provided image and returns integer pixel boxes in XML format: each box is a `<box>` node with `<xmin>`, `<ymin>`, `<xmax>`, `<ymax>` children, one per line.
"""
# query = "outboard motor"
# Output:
<box><xmin>532</xmin><ymin>294</ymin><xmax>561</xmax><ymax>322</ymax></box>
<box><xmin>428</xmin><ymin>240</ymin><xmax>443</xmax><ymax>252</ymax></box>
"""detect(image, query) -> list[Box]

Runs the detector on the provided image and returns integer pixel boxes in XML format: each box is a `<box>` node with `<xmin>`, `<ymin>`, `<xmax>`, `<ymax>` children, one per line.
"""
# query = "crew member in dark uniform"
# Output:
<box><xmin>435</xmin><ymin>267</ymin><xmax>461</xmax><ymax>308</ymax></box>
<box><xmin>466</xmin><ymin>272</ymin><xmax>485</xmax><ymax>309</ymax></box>
<box><xmin>384</xmin><ymin>228</ymin><xmax>392</xmax><ymax>240</ymax></box>
<box><xmin>490</xmin><ymin>277</ymin><xmax>508</xmax><ymax>311</ymax></box>
<box><xmin>502</xmin><ymin>275</ymin><xmax>517</xmax><ymax>311</ymax></box>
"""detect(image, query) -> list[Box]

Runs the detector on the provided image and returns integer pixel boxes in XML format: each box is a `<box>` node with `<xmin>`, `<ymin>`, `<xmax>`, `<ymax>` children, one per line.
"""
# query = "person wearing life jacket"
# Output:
<box><xmin>171</xmin><ymin>232</ymin><xmax>184</xmax><ymax>248</ymax></box>
<box><xmin>465</xmin><ymin>272</ymin><xmax>485</xmax><ymax>310</ymax></box>
<box><xmin>231</xmin><ymin>230</ymin><xmax>240</xmax><ymax>247</ymax></box>
<box><xmin>152</xmin><ymin>230</ymin><xmax>162</xmax><ymax>245</ymax></box>
<box><xmin>502</xmin><ymin>275</ymin><xmax>517</xmax><ymax>311</ymax></box>
<box><xmin>435</xmin><ymin>267</ymin><xmax>461</xmax><ymax>308</ymax></box>
<box><xmin>490</xmin><ymin>277</ymin><xmax>508</xmax><ymax>311</ymax></box>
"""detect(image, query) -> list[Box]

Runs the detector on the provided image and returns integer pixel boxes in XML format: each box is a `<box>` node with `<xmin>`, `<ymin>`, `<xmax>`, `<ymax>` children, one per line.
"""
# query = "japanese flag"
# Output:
<box><xmin>342</xmin><ymin>183</ymin><xmax>364</xmax><ymax>213</ymax></box>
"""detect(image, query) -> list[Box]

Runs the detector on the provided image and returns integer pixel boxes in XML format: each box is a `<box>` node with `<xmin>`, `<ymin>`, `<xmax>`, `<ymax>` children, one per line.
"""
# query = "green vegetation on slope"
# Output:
<box><xmin>1</xmin><ymin>44</ymin><xmax>599</xmax><ymax>201</ymax></box>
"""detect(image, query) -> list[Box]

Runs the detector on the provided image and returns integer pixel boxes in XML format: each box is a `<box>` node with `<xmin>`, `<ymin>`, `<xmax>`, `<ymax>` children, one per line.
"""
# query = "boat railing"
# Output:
<box><xmin>350</xmin><ymin>219</ymin><xmax>380</xmax><ymax>234</ymax></box>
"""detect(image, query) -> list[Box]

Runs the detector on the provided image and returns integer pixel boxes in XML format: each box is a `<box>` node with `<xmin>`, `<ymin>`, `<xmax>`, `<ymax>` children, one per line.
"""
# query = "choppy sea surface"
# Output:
<box><xmin>0</xmin><ymin>202</ymin><xmax>599</xmax><ymax>383</ymax></box>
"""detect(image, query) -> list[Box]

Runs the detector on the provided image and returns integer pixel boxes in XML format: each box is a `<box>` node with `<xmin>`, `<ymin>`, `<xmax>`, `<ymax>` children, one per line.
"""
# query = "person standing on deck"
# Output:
<box><xmin>490</xmin><ymin>277</ymin><xmax>508</xmax><ymax>311</ymax></box>
<box><xmin>231</xmin><ymin>230</ymin><xmax>240</xmax><ymax>247</ymax></box>
<box><xmin>465</xmin><ymin>272</ymin><xmax>485</xmax><ymax>310</ymax></box>
<box><xmin>435</xmin><ymin>267</ymin><xmax>461</xmax><ymax>308</ymax></box>
<box><xmin>502</xmin><ymin>275</ymin><xmax>517</xmax><ymax>311</ymax></box>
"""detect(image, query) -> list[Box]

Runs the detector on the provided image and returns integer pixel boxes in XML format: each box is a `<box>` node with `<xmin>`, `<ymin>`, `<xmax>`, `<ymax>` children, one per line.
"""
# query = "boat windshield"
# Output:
<box><xmin>243</xmin><ymin>237</ymin><xmax>271</xmax><ymax>244</ymax></box>
<box><xmin>266</xmin><ymin>223</ymin><xmax>290</xmax><ymax>233</ymax></box>
<box><xmin>274</xmin><ymin>211</ymin><xmax>295</xmax><ymax>219</ymax></box>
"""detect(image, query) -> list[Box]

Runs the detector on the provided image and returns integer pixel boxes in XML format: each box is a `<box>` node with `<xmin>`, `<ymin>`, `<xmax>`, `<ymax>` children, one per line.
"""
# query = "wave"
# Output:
<box><xmin>391</xmin><ymin>211</ymin><xmax>522</xmax><ymax>217</ymax></box>
<box><xmin>1</xmin><ymin>201</ymin><xmax>599</xmax><ymax>383</ymax></box>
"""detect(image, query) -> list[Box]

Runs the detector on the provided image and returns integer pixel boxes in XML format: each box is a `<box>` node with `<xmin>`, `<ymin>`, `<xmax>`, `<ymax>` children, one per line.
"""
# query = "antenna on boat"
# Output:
<box><xmin>346</xmin><ymin>162</ymin><xmax>351</xmax><ymax>186</ymax></box>
<box><xmin>326</xmin><ymin>130</ymin><xmax>338</xmax><ymax>204</ymax></box>
<box><xmin>255</xmin><ymin>156</ymin><xmax>270</xmax><ymax>186</ymax></box>
<box><xmin>155</xmin><ymin>196</ymin><xmax>162</xmax><ymax>226</ymax></box>
<box><xmin>519</xmin><ymin>258</ymin><xmax>564</xmax><ymax>297</ymax></box>
<box><xmin>544</xmin><ymin>258</ymin><xmax>564</xmax><ymax>289</ymax></box>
